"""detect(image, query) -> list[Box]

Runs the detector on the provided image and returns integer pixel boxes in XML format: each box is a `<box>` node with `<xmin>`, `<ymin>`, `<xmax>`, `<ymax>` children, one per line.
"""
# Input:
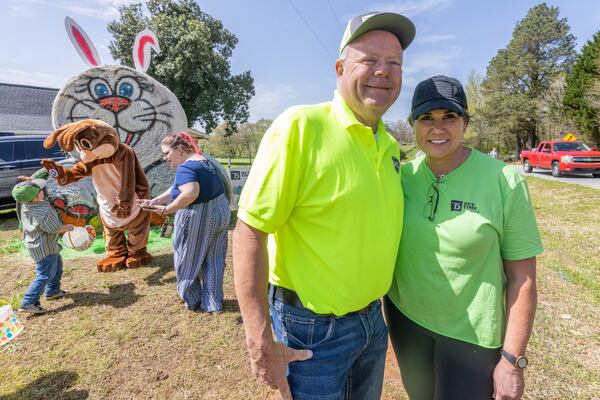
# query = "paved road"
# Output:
<box><xmin>513</xmin><ymin>165</ymin><xmax>600</xmax><ymax>189</ymax></box>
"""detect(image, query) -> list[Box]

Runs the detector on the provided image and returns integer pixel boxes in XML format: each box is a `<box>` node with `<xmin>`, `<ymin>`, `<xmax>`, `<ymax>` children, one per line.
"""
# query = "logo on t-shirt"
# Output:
<box><xmin>451</xmin><ymin>200</ymin><xmax>479</xmax><ymax>213</ymax></box>
<box><xmin>391</xmin><ymin>156</ymin><xmax>400</xmax><ymax>173</ymax></box>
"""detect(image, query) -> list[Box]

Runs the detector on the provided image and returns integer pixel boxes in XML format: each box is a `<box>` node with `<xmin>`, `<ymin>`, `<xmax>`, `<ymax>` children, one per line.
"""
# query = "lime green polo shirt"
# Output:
<box><xmin>387</xmin><ymin>150</ymin><xmax>543</xmax><ymax>348</ymax></box>
<box><xmin>238</xmin><ymin>91</ymin><xmax>404</xmax><ymax>315</ymax></box>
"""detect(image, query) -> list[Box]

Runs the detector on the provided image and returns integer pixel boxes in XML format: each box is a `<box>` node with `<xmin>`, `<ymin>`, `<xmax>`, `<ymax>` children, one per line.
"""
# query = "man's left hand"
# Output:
<box><xmin>493</xmin><ymin>357</ymin><xmax>524</xmax><ymax>400</ymax></box>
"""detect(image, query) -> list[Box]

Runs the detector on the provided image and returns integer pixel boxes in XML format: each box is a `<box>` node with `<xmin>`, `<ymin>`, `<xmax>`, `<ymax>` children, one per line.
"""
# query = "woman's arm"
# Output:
<box><xmin>493</xmin><ymin>257</ymin><xmax>537</xmax><ymax>400</ymax></box>
<box><xmin>137</xmin><ymin>188</ymin><xmax>173</xmax><ymax>208</ymax></box>
<box><xmin>157</xmin><ymin>182</ymin><xmax>199</xmax><ymax>215</ymax></box>
<box><xmin>152</xmin><ymin>188</ymin><xmax>173</xmax><ymax>205</ymax></box>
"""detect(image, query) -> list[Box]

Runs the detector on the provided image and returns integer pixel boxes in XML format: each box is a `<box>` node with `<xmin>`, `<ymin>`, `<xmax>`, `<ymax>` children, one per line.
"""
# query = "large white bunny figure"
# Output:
<box><xmin>42</xmin><ymin>17</ymin><xmax>229</xmax><ymax>227</ymax></box>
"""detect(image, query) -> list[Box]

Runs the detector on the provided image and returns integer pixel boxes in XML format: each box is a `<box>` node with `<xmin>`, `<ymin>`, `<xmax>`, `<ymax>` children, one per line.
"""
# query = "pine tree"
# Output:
<box><xmin>482</xmin><ymin>3</ymin><xmax>576</xmax><ymax>152</ymax></box>
<box><xmin>563</xmin><ymin>32</ymin><xmax>600</xmax><ymax>146</ymax></box>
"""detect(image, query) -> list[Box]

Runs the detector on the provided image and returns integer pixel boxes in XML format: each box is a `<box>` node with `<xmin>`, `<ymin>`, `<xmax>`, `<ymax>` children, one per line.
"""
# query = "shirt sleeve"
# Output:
<box><xmin>237</xmin><ymin>113</ymin><xmax>304</xmax><ymax>233</ymax></box>
<box><xmin>500</xmin><ymin>169</ymin><xmax>544</xmax><ymax>260</ymax></box>
<box><xmin>175</xmin><ymin>164</ymin><xmax>199</xmax><ymax>186</ymax></box>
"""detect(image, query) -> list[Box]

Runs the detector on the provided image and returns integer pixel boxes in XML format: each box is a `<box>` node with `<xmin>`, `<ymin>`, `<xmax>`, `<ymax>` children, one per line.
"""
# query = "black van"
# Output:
<box><xmin>0</xmin><ymin>135</ymin><xmax>67</xmax><ymax>210</ymax></box>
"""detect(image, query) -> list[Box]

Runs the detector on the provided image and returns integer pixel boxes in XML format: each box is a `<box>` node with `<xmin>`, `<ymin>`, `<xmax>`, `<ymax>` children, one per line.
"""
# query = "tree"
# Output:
<box><xmin>235</xmin><ymin>119</ymin><xmax>271</xmax><ymax>163</ymax></box>
<box><xmin>205</xmin><ymin>119</ymin><xmax>271</xmax><ymax>161</ymax></box>
<box><xmin>482</xmin><ymin>3</ymin><xmax>576</xmax><ymax>153</ymax></box>
<box><xmin>107</xmin><ymin>0</ymin><xmax>255</xmax><ymax>133</ymax></box>
<box><xmin>563</xmin><ymin>32</ymin><xmax>600</xmax><ymax>146</ymax></box>
<box><xmin>463</xmin><ymin>70</ymin><xmax>492</xmax><ymax>151</ymax></box>
<box><xmin>385</xmin><ymin>120</ymin><xmax>414</xmax><ymax>144</ymax></box>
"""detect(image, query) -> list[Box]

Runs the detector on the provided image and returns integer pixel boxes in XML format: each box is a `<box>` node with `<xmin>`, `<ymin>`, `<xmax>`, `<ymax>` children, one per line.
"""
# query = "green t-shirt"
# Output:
<box><xmin>387</xmin><ymin>150</ymin><xmax>543</xmax><ymax>348</ymax></box>
<box><xmin>238</xmin><ymin>92</ymin><xmax>404</xmax><ymax>315</ymax></box>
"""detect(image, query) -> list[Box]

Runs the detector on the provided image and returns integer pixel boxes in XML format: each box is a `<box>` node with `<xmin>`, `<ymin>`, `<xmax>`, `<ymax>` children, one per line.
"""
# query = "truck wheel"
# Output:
<box><xmin>523</xmin><ymin>159</ymin><xmax>533</xmax><ymax>173</ymax></box>
<box><xmin>593</xmin><ymin>173</ymin><xmax>600</xmax><ymax>178</ymax></box>
<box><xmin>551</xmin><ymin>161</ymin><xmax>561</xmax><ymax>177</ymax></box>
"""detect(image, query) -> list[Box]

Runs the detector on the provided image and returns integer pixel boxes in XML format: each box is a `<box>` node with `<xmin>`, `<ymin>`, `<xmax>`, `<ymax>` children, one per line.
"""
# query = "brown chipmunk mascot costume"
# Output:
<box><xmin>41</xmin><ymin>119</ymin><xmax>152</xmax><ymax>272</ymax></box>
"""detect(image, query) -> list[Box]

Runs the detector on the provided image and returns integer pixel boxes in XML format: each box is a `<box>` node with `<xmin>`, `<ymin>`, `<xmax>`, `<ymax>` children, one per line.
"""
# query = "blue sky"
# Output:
<box><xmin>1</xmin><ymin>0</ymin><xmax>598</xmax><ymax>127</ymax></box>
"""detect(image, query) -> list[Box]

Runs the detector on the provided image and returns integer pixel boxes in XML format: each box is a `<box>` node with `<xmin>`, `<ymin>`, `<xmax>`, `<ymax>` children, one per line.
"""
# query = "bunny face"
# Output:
<box><xmin>44</xmin><ymin>119</ymin><xmax>120</xmax><ymax>162</ymax></box>
<box><xmin>52</xmin><ymin>65</ymin><xmax>187</xmax><ymax>168</ymax></box>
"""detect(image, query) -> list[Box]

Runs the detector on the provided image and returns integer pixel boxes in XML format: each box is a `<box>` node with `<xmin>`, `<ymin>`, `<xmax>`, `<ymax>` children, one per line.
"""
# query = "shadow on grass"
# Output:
<box><xmin>49</xmin><ymin>282</ymin><xmax>142</xmax><ymax>313</ymax></box>
<box><xmin>144</xmin><ymin>253</ymin><xmax>175</xmax><ymax>286</ymax></box>
<box><xmin>0</xmin><ymin>370</ymin><xmax>88</xmax><ymax>400</ymax></box>
<box><xmin>0</xmin><ymin>211</ymin><xmax>18</xmax><ymax>232</ymax></box>
<box><xmin>223</xmin><ymin>298</ymin><xmax>240</xmax><ymax>314</ymax></box>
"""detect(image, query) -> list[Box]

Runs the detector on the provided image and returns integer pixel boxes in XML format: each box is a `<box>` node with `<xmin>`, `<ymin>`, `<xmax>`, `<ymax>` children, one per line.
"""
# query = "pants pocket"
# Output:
<box><xmin>281</xmin><ymin>309</ymin><xmax>336</xmax><ymax>349</ymax></box>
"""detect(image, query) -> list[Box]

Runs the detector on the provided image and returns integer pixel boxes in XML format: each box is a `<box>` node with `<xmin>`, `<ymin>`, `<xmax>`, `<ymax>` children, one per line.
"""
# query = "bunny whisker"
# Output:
<box><xmin>140</xmin><ymin>119</ymin><xmax>171</xmax><ymax>126</ymax></box>
<box><xmin>133</xmin><ymin>111</ymin><xmax>174</xmax><ymax>119</ymax></box>
<box><xmin>144</xmin><ymin>101</ymin><xmax>170</xmax><ymax>110</ymax></box>
<box><xmin>133</xmin><ymin>112</ymin><xmax>158</xmax><ymax>119</ymax></box>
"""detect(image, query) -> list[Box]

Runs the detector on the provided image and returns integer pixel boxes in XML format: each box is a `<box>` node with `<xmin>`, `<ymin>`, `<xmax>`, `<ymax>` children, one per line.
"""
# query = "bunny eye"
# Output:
<box><xmin>76</xmin><ymin>138</ymin><xmax>93</xmax><ymax>151</ymax></box>
<box><xmin>89</xmin><ymin>78</ymin><xmax>112</xmax><ymax>100</ymax></box>
<box><xmin>95</xmin><ymin>84</ymin><xmax>109</xmax><ymax>98</ymax></box>
<box><xmin>116</xmin><ymin>77</ymin><xmax>141</xmax><ymax>100</ymax></box>
<box><xmin>118</xmin><ymin>83</ymin><xmax>133</xmax><ymax>97</ymax></box>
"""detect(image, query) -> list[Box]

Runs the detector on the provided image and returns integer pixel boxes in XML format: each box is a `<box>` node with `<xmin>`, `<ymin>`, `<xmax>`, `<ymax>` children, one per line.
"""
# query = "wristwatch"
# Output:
<box><xmin>501</xmin><ymin>349</ymin><xmax>528</xmax><ymax>369</ymax></box>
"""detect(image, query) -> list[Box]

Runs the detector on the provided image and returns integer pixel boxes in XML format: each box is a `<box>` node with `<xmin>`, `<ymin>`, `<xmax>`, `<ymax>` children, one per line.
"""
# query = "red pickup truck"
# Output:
<box><xmin>521</xmin><ymin>140</ymin><xmax>600</xmax><ymax>177</ymax></box>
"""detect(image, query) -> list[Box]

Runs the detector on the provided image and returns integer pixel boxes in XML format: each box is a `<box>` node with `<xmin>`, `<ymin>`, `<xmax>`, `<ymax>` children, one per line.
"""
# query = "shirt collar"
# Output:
<box><xmin>332</xmin><ymin>91</ymin><xmax>387</xmax><ymax>135</ymax></box>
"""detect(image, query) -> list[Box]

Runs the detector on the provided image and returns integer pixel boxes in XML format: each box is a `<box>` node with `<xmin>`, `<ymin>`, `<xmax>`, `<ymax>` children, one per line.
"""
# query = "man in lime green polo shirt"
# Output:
<box><xmin>233</xmin><ymin>11</ymin><xmax>415</xmax><ymax>400</ymax></box>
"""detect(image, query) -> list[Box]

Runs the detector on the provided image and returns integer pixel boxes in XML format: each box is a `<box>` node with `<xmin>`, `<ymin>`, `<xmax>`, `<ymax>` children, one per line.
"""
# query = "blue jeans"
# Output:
<box><xmin>21</xmin><ymin>253</ymin><xmax>63</xmax><ymax>306</ymax></box>
<box><xmin>269</xmin><ymin>294</ymin><xmax>388</xmax><ymax>400</ymax></box>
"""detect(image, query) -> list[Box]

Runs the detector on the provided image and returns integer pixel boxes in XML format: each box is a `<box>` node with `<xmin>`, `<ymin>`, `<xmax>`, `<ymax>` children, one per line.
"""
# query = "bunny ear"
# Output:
<box><xmin>133</xmin><ymin>29</ymin><xmax>160</xmax><ymax>73</ymax></box>
<box><xmin>44</xmin><ymin>124</ymin><xmax>71</xmax><ymax>150</ymax></box>
<box><xmin>65</xmin><ymin>16</ymin><xmax>101</xmax><ymax>67</ymax></box>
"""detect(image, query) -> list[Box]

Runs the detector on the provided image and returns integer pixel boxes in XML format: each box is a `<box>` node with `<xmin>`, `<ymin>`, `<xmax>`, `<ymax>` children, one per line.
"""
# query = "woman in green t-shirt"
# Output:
<box><xmin>385</xmin><ymin>76</ymin><xmax>543</xmax><ymax>400</ymax></box>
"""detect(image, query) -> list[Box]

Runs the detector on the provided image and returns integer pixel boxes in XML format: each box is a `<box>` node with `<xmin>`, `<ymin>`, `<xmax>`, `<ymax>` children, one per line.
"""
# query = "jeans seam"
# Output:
<box><xmin>346</xmin><ymin>373</ymin><xmax>352</xmax><ymax>400</ymax></box>
<box><xmin>358</xmin><ymin>314</ymin><xmax>370</xmax><ymax>353</ymax></box>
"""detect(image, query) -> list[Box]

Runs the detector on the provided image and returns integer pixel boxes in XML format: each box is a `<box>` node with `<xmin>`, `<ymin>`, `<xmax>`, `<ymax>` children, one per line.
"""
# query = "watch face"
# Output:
<box><xmin>516</xmin><ymin>356</ymin><xmax>528</xmax><ymax>368</ymax></box>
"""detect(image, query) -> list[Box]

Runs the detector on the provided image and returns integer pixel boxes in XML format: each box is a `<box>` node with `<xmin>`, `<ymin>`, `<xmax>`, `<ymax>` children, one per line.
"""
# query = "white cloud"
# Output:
<box><xmin>14</xmin><ymin>0</ymin><xmax>139</xmax><ymax>20</ymax></box>
<box><xmin>373</xmin><ymin>0</ymin><xmax>453</xmax><ymax>17</ymax></box>
<box><xmin>0</xmin><ymin>68</ymin><xmax>67</xmax><ymax>88</ymax></box>
<box><xmin>418</xmin><ymin>34</ymin><xmax>456</xmax><ymax>43</ymax></box>
<box><xmin>248</xmin><ymin>84</ymin><xmax>299</xmax><ymax>122</ymax></box>
<box><xmin>403</xmin><ymin>46</ymin><xmax>462</xmax><ymax>78</ymax></box>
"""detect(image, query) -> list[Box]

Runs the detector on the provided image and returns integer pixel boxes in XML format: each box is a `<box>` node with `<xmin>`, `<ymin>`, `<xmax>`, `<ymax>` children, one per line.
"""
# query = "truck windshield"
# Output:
<box><xmin>553</xmin><ymin>142</ymin><xmax>590</xmax><ymax>152</ymax></box>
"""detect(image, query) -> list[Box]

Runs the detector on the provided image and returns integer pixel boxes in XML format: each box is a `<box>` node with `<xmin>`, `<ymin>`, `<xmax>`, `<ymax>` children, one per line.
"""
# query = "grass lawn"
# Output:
<box><xmin>215</xmin><ymin>158</ymin><xmax>252</xmax><ymax>168</ymax></box>
<box><xmin>1</xmin><ymin>176</ymin><xmax>599</xmax><ymax>399</ymax></box>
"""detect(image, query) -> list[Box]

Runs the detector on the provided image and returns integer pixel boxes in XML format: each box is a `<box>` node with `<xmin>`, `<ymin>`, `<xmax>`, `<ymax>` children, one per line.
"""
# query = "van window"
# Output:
<box><xmin>24</xmin><ymin>140</ymin><xmax>65</xmax><ymax>159</ymax></box>
<box><xmin>0</xmin><ymin>143</ymin><xmax>13</xmax><ymax>163</ymax></box>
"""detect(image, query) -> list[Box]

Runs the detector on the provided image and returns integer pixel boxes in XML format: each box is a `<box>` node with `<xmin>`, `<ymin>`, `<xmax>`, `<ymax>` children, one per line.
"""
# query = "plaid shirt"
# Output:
<box><xmin>20</xmin><ymin>199</ymin><xmax>63</xmax><ymax>262</ymax></box>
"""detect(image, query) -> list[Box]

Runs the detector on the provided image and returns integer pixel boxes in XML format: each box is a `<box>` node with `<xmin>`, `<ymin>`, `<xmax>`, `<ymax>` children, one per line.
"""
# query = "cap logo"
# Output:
<box><xmin>362</xmin><ymin>14</ymin><xmax>376</xmax><ymax>23</ymax></box>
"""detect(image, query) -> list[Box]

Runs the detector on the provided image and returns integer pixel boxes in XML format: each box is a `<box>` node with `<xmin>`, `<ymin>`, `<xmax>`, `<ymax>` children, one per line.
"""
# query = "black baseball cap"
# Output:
<box><xmin>339</xmin><ymin>12</ymin><xmax>416</xmax><ymax>54</ymax></box>
<box><xmin>409</xmin><ymin>75</ymin><xmax>468</xmax><ymax>122</ymax></box>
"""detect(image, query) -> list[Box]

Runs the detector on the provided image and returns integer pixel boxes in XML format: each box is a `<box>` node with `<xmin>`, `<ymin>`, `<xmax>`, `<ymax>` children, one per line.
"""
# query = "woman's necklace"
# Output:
<box><xmin>429</xmin><ymin>146</ymin><xmax>470</xmax><ymax>179</ymax></box>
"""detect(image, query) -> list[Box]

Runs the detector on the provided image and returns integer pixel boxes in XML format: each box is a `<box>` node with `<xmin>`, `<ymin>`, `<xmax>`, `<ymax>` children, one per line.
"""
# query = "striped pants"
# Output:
<box><xmin>173</xmin><ymin>194</ymin><xmax>230</xmax><ymax>312</ymax></box>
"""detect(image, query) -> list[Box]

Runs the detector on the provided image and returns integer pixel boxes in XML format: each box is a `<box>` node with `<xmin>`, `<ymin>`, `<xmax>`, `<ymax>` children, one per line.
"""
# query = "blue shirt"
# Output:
<box><xmin>171</xmin><ymin>159</ymin><xmax>225</xmax><ymax>204</ymax></box>
<box><xmin>20</xmin><ymin>199</ymin><xmax>63</xmax><ymax>262</ymax></box>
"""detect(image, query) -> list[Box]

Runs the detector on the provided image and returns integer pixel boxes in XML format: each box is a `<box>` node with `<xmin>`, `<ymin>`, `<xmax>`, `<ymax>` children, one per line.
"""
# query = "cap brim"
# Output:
<box><xmin>30</xmin><ymin>179</ymin><xmax>46</xmax><ymax>190</ymax></box>
<box><xmin>410</xmin><ymin>99</ymin><xmax>466</xmax><ymax>121</ymax></box>
<box><xmin>342</xmin><ymin>13</ymin><xmax>416</xmax><ymax>53</ymax></box>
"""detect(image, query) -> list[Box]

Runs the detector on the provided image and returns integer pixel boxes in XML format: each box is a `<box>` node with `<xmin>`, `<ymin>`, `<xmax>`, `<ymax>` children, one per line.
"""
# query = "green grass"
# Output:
<box><xmin>0</xmin><ymin>176</ymin><xmax>599</xmax><ymax>399</ymax></box>
<box><xmin>400</xmin><ymin>144</ymin><xmax>421</xmax><ymax>160</ymax></box>
<box><xmin>215</xmin><ymin>157</ymin><xmax>252</xmax><ymax>167</ymax></box>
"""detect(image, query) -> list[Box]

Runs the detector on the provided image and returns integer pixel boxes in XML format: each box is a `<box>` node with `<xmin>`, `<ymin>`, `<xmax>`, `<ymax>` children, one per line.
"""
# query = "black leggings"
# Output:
<box><xmin>383</xmin><ymin>297</ymin><xmax>501</xmax><ymax>400</ymax></box>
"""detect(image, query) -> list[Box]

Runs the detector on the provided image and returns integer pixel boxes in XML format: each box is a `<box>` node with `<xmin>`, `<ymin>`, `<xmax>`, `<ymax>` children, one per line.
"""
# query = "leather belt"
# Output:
<box><xmin>270</xmin><ymin>285</ymin><xmax>376</xmax><ymax>316</ymax></box>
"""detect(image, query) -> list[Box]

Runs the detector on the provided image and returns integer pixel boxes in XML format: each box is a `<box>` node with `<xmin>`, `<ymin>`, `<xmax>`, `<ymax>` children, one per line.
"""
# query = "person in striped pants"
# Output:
<box><xmin>138</xmin><ymin>132</ymin><xmax>230</xmax><ymax>314</ymax></box>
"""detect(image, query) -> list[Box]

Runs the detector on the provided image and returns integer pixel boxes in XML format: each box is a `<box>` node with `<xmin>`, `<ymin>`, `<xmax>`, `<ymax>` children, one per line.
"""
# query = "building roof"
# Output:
<box><xmin>0</xmin><ymin>83</ymin><xmax>58</xmax><ymax>134</ymax></box>
<box><xmin>186</xmin><ymin>127</ymin><xmax>209</xmax><ymax>140</ymax></box>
